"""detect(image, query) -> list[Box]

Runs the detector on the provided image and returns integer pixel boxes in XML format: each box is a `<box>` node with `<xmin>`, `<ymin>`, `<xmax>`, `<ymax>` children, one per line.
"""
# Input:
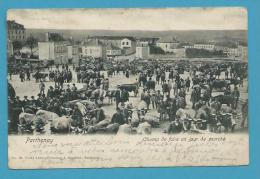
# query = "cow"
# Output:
<box><xmin>33</xmin><ymin>72</ymin><xmax>48</xmax><ymax>82</ymax></box>
<box><xmin>105</xmin><ymin>89</ymin><xmax>119</xmax><ymax>103</ymax></box>
<box><xmin>211</xmin><ymin>94</ymin><xmax>234</xmax><ymax>107</ymax></box>
<box><xmin>118</xmin><ymin>83</ymin><xmax>139</xmax><ymax>97</ymax></box>
<box><xmin>18</xmin><ymin>113</ymin><xmax>35</xmax><ymax>134</ymax></box>
<box><xmin>146</xmin><ymin>80</ymin><xmax>156</xmax><ymax>90</ymax></box>
<box><xmin>210</xmin><ymin>80</ymin><xmax>229</xmax><ymax>91</ymax></box>
<box><xmin>229</xmin><ymin>78</ymin><xmax>241</xmax><ymax>86</ymax></box>
<box><xmin>50</xmin><ymin>116</ymin><xmax>73</xmax><ymax>134</ymax></box>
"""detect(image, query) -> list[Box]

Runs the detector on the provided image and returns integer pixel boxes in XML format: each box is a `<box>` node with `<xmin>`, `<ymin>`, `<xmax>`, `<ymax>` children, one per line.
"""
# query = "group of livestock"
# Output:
<box><xmin>8</xmin><ymin>60</ymin><xmax>248</xmax><ymax>135</ymax></box>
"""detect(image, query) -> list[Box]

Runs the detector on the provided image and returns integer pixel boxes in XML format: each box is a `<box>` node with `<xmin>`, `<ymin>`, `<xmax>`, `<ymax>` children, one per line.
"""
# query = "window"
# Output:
<box><xmin>122</xmin><ymin>42</ymin><xmax>125</xmax><ymax>45</ymax></box>
<box><xmin>126</xmin><ymin>42</ymin><xmax>129</xmax><ymax>45</ymax></box>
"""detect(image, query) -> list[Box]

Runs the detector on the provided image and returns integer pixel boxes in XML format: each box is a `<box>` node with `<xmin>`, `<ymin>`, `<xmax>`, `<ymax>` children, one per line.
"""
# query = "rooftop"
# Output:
<box><xmin>106</xmin><ymin>44</ymin><xmax>121</xmax><ymax>50</ymax></box>
<box><xmin>88</xmin><ymin>36</ymin><xmax>136</xmax><ymax>41</ymax></box>
<box><xmin>157</xmin><ymin>37</ymin><xmax>179</xmax><ymax>43</ymax></box>
<box><xmin>82</xmin><ymin>39</ymin><xmax>104</xmax><ymax>46</ymax></box>
<box><xmin>7</xmin><ymin>20</ymin><xmax>25</xmax><ymax>30</ymax></box>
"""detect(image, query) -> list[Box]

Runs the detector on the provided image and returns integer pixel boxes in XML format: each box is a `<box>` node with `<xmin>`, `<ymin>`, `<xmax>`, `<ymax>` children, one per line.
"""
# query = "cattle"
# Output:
<box><xmin>94</xmin><ymin>119</ymin><xmax>110</xmax><ymax>129</ymax></box>
<box><xmin>165</xmin><ymin>120</ymin><xmax>183</xmax><ymax>134</ymax></box>
<box><xmin>229</xmin><ymin>78</ymin><xmax>241</xmax><ymax>86</ymax></box>
<box><xmin>105</xmin><ymin>123</ymin><xmax>120</xmax><ymax>134</ymax></box>
<box><xmin>118</xmin><ymin>83</ymin><xmax>139</xmax><ymax>97</ymax></box>
<box><xmin>117</xmin><ymin>124</ymin><xmax>132</xmax><ymax>135</ymax></box>
<box><xmin>210</xmin><ymin>80</ymin><xmax>229</xmax><ymax>91</ymax></box>
<box><xmin>105</xmin><ymin>89</ymin><xmax>119</xmax><ymax>103</ymax></box>
<box><xmin>146</xmin><ymin>80</ymin><xmax>156</xmax><ymax>90</ymax></box>
<box><xmin>35</xmin><ymin>110</ymin><xmax>59</xmax><ymax>123</ymax></box>
<box><xmin>211</xmin><ymin>94</ymin><xmax>234</xmax><ymax>107</ymax></box>
<box><xmin>33</xmin><ymin>72</ymin><xmax>48</xmax><ymax>81</ymax></box>
<box><xmin>144</xmin><ymin>115</ymin><xmax>160</xmax><ymax>128</ymax></box>
<box><xmin>50</xmin><ymin>116</ymin><xmax>73</xmax><ymax>134</ymax></box>
<box><xmin>209</xmin><ymin>105</ymin><xmax>236</xmax><ymax>133</ymax></box>
<box><xmin>137</xmin><ymin>122</ymin><xmax>152</xmax><ymax>135</ymax></box>
<box><xmin>18</xmin><ymin>113</ymin><xmax>35</xmax><ymax>134</ymax></box>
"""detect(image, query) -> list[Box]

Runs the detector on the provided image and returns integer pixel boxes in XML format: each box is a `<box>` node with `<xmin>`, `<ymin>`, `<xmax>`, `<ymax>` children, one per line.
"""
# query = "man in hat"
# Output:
<box><xmin>115</xmin><ymin>87</ymin><xmax>121</xmax><ymax>109</ymax></box>
<box><xmin>140</xmin><ymin>88</ymin><xmax>146</xmax><ymax>101</ymax></box>
<box><xmin>111</xmin><ymin>108</ymin><xmax>125</xmax><ymax>125</ymax></box>
<box><xmin>71</xmin><ymin>83</ymin><xmax>77</xmax><ymax>92</ymax></box>
<box><xmin>26</xmin><ymin>69</ymin><xmax>31</xmax><ymax>81</ymax></box>
<box><xmin>185</xmin><ymin>77</ymin><xmax>191</xmax><ymax>92</ymax></box>
<box><xmin>14</xmin><ymin>96</ymin><xmax>23</xmax><ymax>109</ymax></box>
<box><xmin>39</xmin><ymin>81</ymin><xmax>45</xmax><ymax>95</ymax></box>
<box><xmin>144</xmin><ymin>90</ymin><xmax>151</xmax><ymax>110</ymax></box>
<box><xmin>47</xmin><ymin>86</ymin><xmax>55</xmax><ymax>98</ymax></box>
<box><xmin>232</xmin><ymin>86</ymin><xmax>240</xmax><ymax>109</ymax></box>
<box><xmin>71</xmin><ymin>104</ymin><xmax>83</xmax><ymax>128</ymax></box>
<box><xmin>150</xmin><ymin>90</ymin><xmax>157</xmax><ymax>109</ymax></box>
<box><xmin>30</xmin><ymin>96</ymin><xmax>37</xmax><ymax>107</ymax></box>
<box><xmin>22</xmin><ymin>96</ymin><xmax>30</xmax><ymax>108</ymax></box>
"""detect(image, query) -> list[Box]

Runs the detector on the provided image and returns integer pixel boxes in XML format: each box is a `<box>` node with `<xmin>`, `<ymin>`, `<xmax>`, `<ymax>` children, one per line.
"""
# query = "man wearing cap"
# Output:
<box><xmin>22</xmin><ymin>96</ymin><xmax>30</xmax><ymax>108</ymax></box>
<box><xmin>111</xmin><ymin>108</ymin><xmax>125</xmax><ymax>125</ymax></box>
<box><xmin>71</xmin><ymin>104</ymin><xmax>83</xmax><ymax>128</ymax></box>
<box><xmin>39</xmin><ymin>81</ymin><xmax>45</xmax><ymax>95</ymax></box>
<box><xmin>232</xmin><ymin>86</ymin><xmax>240</xmax><ymax>109</ymax></box>
<box><xmin>30</xmin><ymin>96</ymin><xmax>37</xmax><ymax>107</ymax></box>
<box><xmin>47</xmin><ymin>86</ymin><xmax>55</xmax><ymax>98</ymax></box>
<box><xmin>150</xmin><ymin>90</ymin><xmax>157</xmax><ymax>109</ymax></box>
<box><xmin>115</xmin><ymin>88</ymin><xmax>121</xmax><ymax>109</ymax></box>
<box><xmin>71</xmin><ymin>83</ymin><xmax>77</xmax><ymax>92</ymax></box>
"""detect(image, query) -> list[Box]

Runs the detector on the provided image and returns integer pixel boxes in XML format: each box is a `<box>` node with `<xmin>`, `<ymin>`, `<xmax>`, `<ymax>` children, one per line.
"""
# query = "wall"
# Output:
<box><xmin>38</xmin><ymin>42</ymin><xmax>55</xmax><ymax>60</ymax></box>
<box><xmin>136</xmin><ymin>46</ymin><xmax>150</xmax><ymax>59</ymax></box>
<box><xmin>82</xmin><ymin>45</ymin><xmax>103</xmax><ymax>58</ymax></box>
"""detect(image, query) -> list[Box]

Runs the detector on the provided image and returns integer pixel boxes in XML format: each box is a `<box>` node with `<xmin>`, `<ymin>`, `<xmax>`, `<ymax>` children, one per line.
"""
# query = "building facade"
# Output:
<box><xmin>193</xmin><ymin>44</ymin><xmax>215</xmax><ymax>51</ymax></box>
<box><xmin>156</xmin><ymin>37</ymin><xmax>180</xmax><ymax>53</ymax></box>
<box><xmin>81</xmin><ymin>39</ymin><xmax>106</xmax><ymax>59</ymax></box>
<box><xmin>7</xmin><ymin>40</ymin><xmax>14</xmax><ymax>58</ymax></box>
<box><xmin>238</xmin><ymin>45</ymin><xmax>248</xmax><ymax>61</ymax></box>
<box><xmin>7</xmin><ymin>20</ymin><xmax>26</xmax><ymax>42</ymax></box>
<box><xmin>67</xmin><ymin>45</ymin><xmax>80</xmax><ymax>64</ymax></box>
<box><xmin>38</xmin><ymin>41</ymin><xmax>69</xmax><ymax>64</ymax></box>
<box><xmin>106</xmin><ymin>44</ymin><xmax>122</xmax><ymax>58</ymax></box>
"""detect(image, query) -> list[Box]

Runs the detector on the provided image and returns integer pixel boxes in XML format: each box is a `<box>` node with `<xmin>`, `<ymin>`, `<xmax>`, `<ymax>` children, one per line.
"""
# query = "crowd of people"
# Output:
<box><xmin>8</xmin><ymin>59</ymin><xmax>248</xmax><ymax>135</ymax></box>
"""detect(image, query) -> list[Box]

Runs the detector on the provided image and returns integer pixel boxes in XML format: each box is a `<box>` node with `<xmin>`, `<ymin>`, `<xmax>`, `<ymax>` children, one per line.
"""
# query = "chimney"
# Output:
<box><xmin>45</xmin><ymin>32</ymin><xmax>49</xmax><ymax>42</ymax></box>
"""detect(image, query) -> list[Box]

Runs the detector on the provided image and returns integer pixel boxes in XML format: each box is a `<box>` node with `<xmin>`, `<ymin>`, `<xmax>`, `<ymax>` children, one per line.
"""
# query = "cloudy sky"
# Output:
<box><xmin>7</xmin><ymin>8</ymin><xmax>247</xmax><ymax>30</ymax></box>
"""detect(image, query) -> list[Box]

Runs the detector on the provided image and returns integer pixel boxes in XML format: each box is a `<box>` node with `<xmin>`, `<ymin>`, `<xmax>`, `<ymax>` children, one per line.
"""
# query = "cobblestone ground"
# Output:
<box><xmin>8</xmin><ymin>65</ymin><xmax>248</xmax><ymax>133</ymax></box>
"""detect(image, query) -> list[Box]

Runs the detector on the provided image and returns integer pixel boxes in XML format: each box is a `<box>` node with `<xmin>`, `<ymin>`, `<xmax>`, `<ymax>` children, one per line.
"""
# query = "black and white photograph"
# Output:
<box><xmin>7</xmin><ymin>8</ymin><xmax>248</xmax><ymax>136</ymax></box>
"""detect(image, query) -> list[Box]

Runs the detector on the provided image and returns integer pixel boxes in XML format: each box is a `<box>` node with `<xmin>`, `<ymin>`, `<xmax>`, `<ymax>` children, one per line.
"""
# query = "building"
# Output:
<box><xmin>136</xmin><ymin>37</ymin><xmax>159</xmax><ymax>46</ymax></box>
<box><xmin>81</xmin><ymin>39</ymin><xmax>106</xmax><ymax>59</ymax></box>
<box><xmin>86</xmin><ymin>36</ymin><xmax>136</xmax><ymax>55</ymax></box>
<box><xmin>238</xmin><ymin>45</ymin><xmax>248</xmax><ymax>61</ymax></box>
<box><xmin>183</xmin><ymin>45</ymin><xmax>195</xmax><ymax>49</ymax></box>
<box><xmin>225</xmin><ymin>48</ymin><xmax>240</xmax><ymax>57</ymax></box>
<box><xmin>38</xmin><ymin>33</ymin><xmax>68</xmax><ymax>64</ymax></box>
<box><xmin>172</xmin><ymin>48</ymin><xmax>186</xmax><ymax>58</ymax></box>
<box><xmin>193</xmin><ymin>44</ymin><xmax>215</xmax><ymax>51</ymax></box>
<box><xmin>106</xmin><ymin>44</ymin><xmax>122</xmax><ymax>58</ymax></box>
<box><xmin>156</xmin><ymin>37</ymin><xmax>180</xmax><ymax>52</ymax></box>
<box><xmin>7</xmin><ymin>20</ymin><xmax>26</xmax><ymax>41</ymax></box>
<box><xmin>135</xmin><ymin>42</ymin><xmax>150</xmax><ymax>59</ymax></box>
<box><xmin>7</xmin><ymin>40</ymin><xmax>14</xmax><ymax>58</ymax></box>
<box><xmin>120</xmin><ymin>37</ymin><xmax>136</xmax><ymax>55</ymax></box>
<box><xmin>67</xmin><ymin>45</ymin><xmax>80</xmax><ymax>64</ymax></box>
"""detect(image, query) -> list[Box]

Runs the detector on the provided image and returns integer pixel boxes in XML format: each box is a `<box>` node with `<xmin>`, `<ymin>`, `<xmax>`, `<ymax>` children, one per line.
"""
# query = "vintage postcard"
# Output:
<box><xmin>7</xmin><ymin>8</ymin><xmax>248</xmax><ymax>169</ymax></box>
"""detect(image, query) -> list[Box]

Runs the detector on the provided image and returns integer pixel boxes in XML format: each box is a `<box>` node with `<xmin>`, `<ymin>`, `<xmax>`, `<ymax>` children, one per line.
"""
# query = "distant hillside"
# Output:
<box><xmin>26</xmin><ymin>29</ymin><xmax>247</xmax><ymax>44</ymax></box>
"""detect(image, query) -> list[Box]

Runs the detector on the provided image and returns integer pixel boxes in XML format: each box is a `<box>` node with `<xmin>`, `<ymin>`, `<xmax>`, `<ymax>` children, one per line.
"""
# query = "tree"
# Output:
<box><xmin>12</xmin><ymin>40</ymin><xmax>23</xmax><ymax>51</ymax></box>
<box><xmin>26</xmin><ymin>35</ymin><xmax>38</xmax><ymax>56</ymax></box>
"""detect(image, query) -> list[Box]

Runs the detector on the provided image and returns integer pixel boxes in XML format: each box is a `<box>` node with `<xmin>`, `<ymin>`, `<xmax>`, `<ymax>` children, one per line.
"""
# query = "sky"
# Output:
<box><xmin>7</xmin><ymin>8</ymin><xmax>248</xmax><ymax>31</ymax></box>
